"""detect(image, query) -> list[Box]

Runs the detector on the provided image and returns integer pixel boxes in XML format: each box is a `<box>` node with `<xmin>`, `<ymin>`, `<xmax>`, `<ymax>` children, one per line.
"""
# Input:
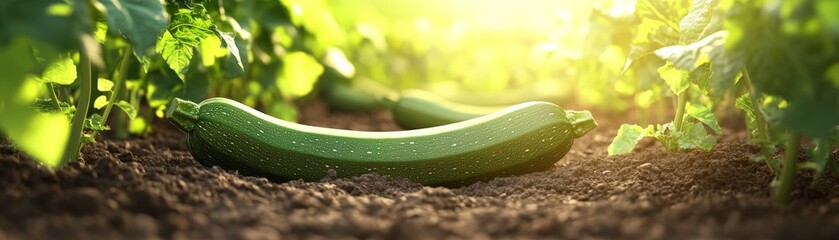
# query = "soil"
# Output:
<box><xmin>2</xmin><ymin>99</ymin><xmax>839</xmax><ymax>240</ymax></box>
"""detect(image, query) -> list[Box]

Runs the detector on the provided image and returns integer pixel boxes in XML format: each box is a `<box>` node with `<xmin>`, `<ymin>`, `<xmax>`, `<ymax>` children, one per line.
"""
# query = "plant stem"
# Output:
<box><xmin>60</xmin><ymin>52</ymin><xmax>92</xmax><ymax>166</ymax></box>
<box><xmin>776</xmin><ymin>133</ymin><xmax>800</xmax><ymax>206</ymax></box>
<box><xmin>673</xmin><ymin>90</ymin><xmax>688</xmax><ymax>131</ymax></box>
<box><xmin>101</xmin><ymin>45</ymin><xmax>133</xmax><ymax>122</ymax></box>
<box><xmin>743</xmin><ymin>70</ymin><xmax>777</xmax><ymax>173</ymax></box>
<box><xmin>47</xmin><ymin>83</ymin><xmax>62</xmax><ymax>111</ymax></box>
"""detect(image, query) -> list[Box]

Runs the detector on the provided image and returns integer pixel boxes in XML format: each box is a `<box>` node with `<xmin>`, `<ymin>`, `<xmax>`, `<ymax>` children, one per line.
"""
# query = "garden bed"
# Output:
<box><xmin>1</xmin><ymin>100</ymin><xmax>838</xmax><ymax>239</ymax></box>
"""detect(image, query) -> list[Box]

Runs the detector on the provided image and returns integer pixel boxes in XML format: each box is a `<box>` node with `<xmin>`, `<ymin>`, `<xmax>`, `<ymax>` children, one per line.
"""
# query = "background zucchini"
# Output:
<box><xmin>318</xmin><ymin>70</ymin><xmax>394</xmax><ymax>113</ymax></box>
<box><xmin>168</xmin><ymin>97</ymin><xmax>596</xmax><ymax>186</ymax></box>
<box><xmin>386</xmin><ymin>89</ymin><xmax>502</xmax><ymax>129</ymax></box>
<box><xmin>388</xmin><ymin>89</ymin><xmax>594</xmax><ymax>131</ymax></box>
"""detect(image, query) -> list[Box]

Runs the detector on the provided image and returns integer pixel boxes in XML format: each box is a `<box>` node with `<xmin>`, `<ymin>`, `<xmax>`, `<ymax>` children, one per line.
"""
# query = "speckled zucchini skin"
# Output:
<box><xmin>169</xmin><ymin>97</ymin><xmax>592</xmax><ymax>186</ymax></box>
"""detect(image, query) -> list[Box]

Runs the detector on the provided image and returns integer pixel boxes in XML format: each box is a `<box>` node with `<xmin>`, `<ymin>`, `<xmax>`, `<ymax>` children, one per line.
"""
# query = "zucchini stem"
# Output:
<box><xmin>168</xmin><ymin>98</ymin><xmax>200</xmax><ymax>132</ymax></box>
<box><xmin>60</xmin><ymin>52</ymin><xmax>92</xmax><ymax>166</ymax></box>
<box><xmin>566</xmin><ymin>110</ymin><xmax>597</xmax><ymax>138</ymax></box>
<box><xmin>776</xmin><ymin>133</ymin><xmax>800</xmax><ymax>206</ymax></box>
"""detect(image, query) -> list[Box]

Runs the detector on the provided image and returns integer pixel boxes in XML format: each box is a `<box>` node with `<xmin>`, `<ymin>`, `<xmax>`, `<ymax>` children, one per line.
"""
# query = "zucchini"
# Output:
<box><xmin>388</xmin><ymin>89</ymin><xmax>594</xmax><ymax>131</ymax></box>
<box><xmin>168</xmin><ymin>97</ymin><xmax>596</xmax><ymax>186</ymax></box>
<box><xmin>387</xmin><ymin>89</ymin><xmax>502</xmax><ymax>129</ymax></box>
<box><xmin>319</xmin><ymin>76</ymin><xmax>394</xmax><ymax>113</ymax></box>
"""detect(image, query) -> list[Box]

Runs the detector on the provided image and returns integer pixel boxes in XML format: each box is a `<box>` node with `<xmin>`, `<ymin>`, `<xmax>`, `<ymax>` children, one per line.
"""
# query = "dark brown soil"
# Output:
<box><xmin>2</xmin><ymin>100</ymin><xmax>839</xmax><ymax>240</ymax></box>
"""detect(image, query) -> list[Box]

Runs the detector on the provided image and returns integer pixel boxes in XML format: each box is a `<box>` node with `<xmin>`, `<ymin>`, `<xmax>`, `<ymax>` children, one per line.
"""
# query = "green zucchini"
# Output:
<box><xmin>168</xmin><ymin>97</ymin><xmax>596</xmax><ymax>186</ymax></box>
<box><xmin>387</xmin><ymin>89</ymin><xmax>502</xmax><ymax>129</ymax></box>
<box><xmin>388</xmin><ymin>89</ymin><xmax>594</xmax><ymax>131</ymax></box>
<box><xmin>319</xmin><ymin>76</ymin><xmax>395</xmax><ymax>113</ymax></box>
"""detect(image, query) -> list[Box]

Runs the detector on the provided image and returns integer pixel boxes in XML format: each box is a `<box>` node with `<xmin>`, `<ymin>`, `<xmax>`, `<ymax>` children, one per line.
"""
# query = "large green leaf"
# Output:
<box><xmin>678</xmin><ymin>0</ymin><xmax>722</xmax><ymax>44</ymax></box>
<box><xmin>96</xmin><ymin>0</ymin><xmax>168</xmax><ymax>56</ymax></box>
<box><xmin>655</xmin><ymin>30</ymin><xmax>727</xmax><ymax>71</ymax></box>
<box><xmin>608</xmin><ymin>124</ymin><xmax>646</xmax><ymax>155</ymax></box>
<box><xmin>156</xmin><ymin>30</ymin><xmax>192</xmax><ymax>80</ymax></box>
<box><xmin>779</xmin><ymin>94</ymin><xmax>839</xmax><ymax>138</ymax></box>
<box><xmin>0</xmin><ymin>0</ymin><xmax>81</xmax><ymax>52</ymax></box>
<box><xmin>0</xmin><ymin>45</ymin><xmax>70</xmax><ymax>168</ymax></box>
<box><xmin>156</xmin><ymin>7</ymin><xmax>214</xmax><ymax>79</ymax></box>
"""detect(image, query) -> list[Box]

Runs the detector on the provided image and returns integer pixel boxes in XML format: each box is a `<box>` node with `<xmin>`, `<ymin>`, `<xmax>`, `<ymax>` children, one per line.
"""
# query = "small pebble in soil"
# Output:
<box><xmin>323</xmin><ymin>169</ymin><xmax>338</xmax><ymax>180</ymax></box>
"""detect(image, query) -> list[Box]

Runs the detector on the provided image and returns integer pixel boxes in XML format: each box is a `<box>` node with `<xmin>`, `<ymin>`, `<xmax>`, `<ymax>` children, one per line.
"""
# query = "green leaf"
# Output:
<box><xmin>80</xmin><ymin>133</ymin><xmax>97</xmax><ymax>145</ymax></box>
<box><xmin>94</xmin><ymin>21</ymin><xmax>108</xmax><ymax>43</ymax></box>
<box><xmin>84</xmin><ymin>113</ymin><xmax>110</xmax><ymax>131</ymax></box>
<box><xmin>685</xmin><ymin>103</ymin><xmax>722</xmax><ymax>134</ymax></box>
<box><xmin>735</xmin><ymin>94</ymin><xmax>760</xmax><ymax>140</ymax></box>
<box><xmin>93</xmin><ymin>95</ymin><xmax>109</xmax><ymax>109</ymax></box>
<box><xmin>779</xmin><ymin>95</ymin><xmax>839</xmax><ymax>138</ymax></box>
<box><xmin>0</xmin><ymin>39</ymin><xmax>32</xmax><ymax>100</ymax></box>
<box><xmin>97</xmin><ymin>78</ymin><xmax>114</xmax><ymax>92</ymax></box>
<box><xmin>655</xmin><ymin>30</ymin><xmax>727</xmax><ymax>71</ymax></box>
<box><xmin>608</xmin><ymin>124</ymin><xmax>646</xmax><ymax>155</ymax></box>
<box><xmin>156</xmin><ymin>31</ymin><xmax>193</xmax><ymax>80</ymax></box>
<box><xmin>277</xmin><ymin>52</ymin><xmax>324</xmax><ymax>99</ymax></box>
<box><xmin>217</xmin><ymin>32</ymin><xmax>243</xmax><ymax>71</ymax></box>
<box><xmin>155</xmin><ymin>7</ymin><xmax>214</xmax><ymax>79</ymax></box>
<box><xmin>673</xmin><ymin>121</ymin><xmax>716</xmax><ymax>151</ymax></box>
<box><xmin>32</xmin><ymin>98</ymin><xmax>75</xmax><ymax>117</ymax></box>
<box><xmin>658</xmin><ymin>63</ymin><xmax>689</xmax><ymax>94</ymax></box>
<box><xmin>115</xmin><ymin>100</ymin><xmax>137</xmax><ymax>120</ymax></box>
<box><xmin>96</xmin><ymin>0</ymin><xmax>168</xmax><ymax>56</ymax></box>
<box><xmin>0</xmin><ymin>39</ymin><xmax>70</xmax><ymax>169</ymax></box>
<box><xmin>678</xmin><ymin>0</ymin><xmax>722</xmax><ymax>44</ymax></box>
<box><xmin>0</xmin><ymin>0</ymin><xmax>86</xmax><ymax>53</ymax></box>
<box><xmin>41</xmin><ymin>55</ymin><xmax>77</xmax><ymax>85</ymax></box>
<box><xmin>129</xmin><ymin>116</ymin><xmax>151</xmax><ymax>135</ymax></box>
<box><xmin>650</xmin><ymin>123</ymin><xmax>679</xmax><ymax>151</ymax></box>
<box><xmin>8</xmin><ymin>113</ymin><xmax>71</xmax><ymax>168</ymax></box>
